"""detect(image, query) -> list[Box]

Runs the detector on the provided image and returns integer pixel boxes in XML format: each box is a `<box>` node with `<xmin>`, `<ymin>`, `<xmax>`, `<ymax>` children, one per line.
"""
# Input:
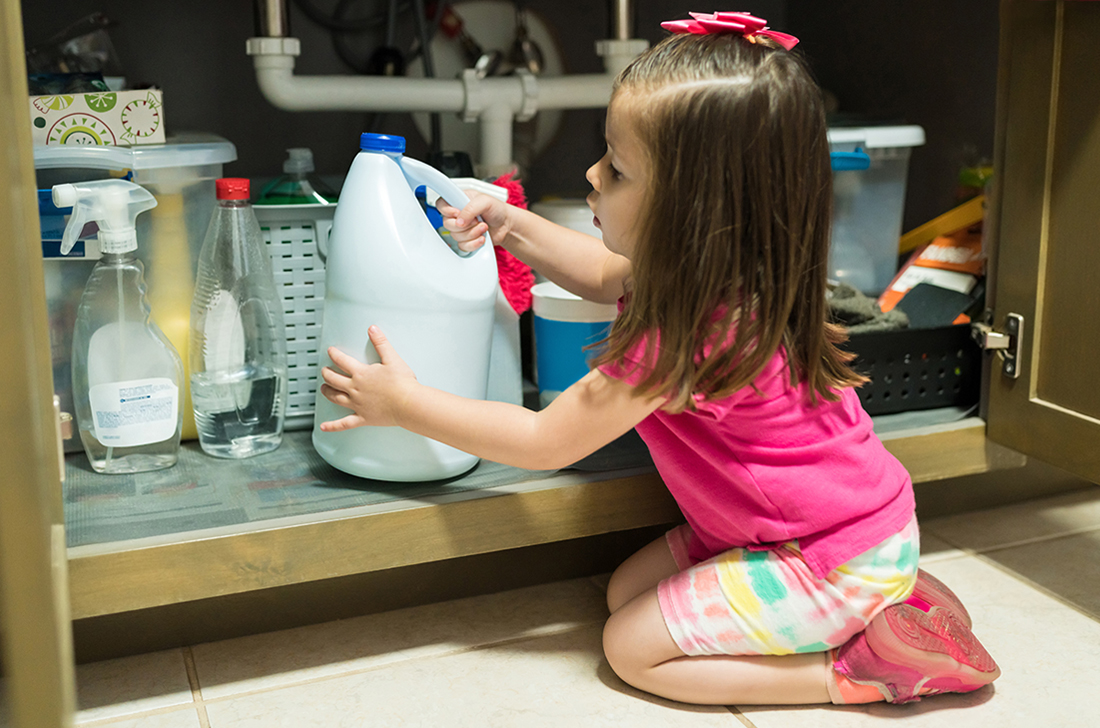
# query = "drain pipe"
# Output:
<box><xmin>247</xmin><ymin>0</ymin><xmax>647</xmax><ymax>174</ymax></box>
<box><xmin>612</xmin><ymin>0</ymin><xmax>633</xmax><ymax>40</ymax></box>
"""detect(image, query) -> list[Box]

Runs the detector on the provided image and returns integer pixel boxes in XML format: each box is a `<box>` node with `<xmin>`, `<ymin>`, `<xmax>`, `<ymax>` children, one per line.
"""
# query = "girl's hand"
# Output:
<box><xmin>318</xmin><ymin>326</ymin><xmax>417</xmax><ymax>432</ymax></box>
<box><xmin>436</xmin><ymin>192</ymin><xmax>513</xmax><ymax>253</ymax></box>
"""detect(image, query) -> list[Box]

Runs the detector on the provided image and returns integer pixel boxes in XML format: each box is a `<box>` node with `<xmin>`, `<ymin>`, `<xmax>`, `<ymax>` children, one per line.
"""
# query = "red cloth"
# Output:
<box><xmin>491</xmin><ymin>173</ymin><xmax>535</xmax><ymax>315</ymax></box>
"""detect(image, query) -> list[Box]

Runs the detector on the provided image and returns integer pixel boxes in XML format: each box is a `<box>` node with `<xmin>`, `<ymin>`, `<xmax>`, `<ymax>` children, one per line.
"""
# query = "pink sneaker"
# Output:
<box><xmin>905</xmin><ymin>569</ymin><xmax>972</xmax><ymax>628</ymax></box>
<box><xmin>834</xmin><ymin>604</ymin><xmax>1000</xmax><ymax>703</ymax></box>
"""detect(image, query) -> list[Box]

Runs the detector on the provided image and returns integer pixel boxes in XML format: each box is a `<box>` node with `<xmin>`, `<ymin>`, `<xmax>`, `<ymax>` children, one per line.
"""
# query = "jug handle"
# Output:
<box><xmin>399</xmin><ymin>156</ymin><xmax>489</xmax><ymax>259</ymax></box>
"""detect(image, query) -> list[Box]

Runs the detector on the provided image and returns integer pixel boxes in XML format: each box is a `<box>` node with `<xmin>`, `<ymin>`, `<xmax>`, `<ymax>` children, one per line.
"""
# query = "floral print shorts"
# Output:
<box><xmin>657</xmin><ymin>515</ymin><xmax>920</xmax><ymax>657</ymax></box>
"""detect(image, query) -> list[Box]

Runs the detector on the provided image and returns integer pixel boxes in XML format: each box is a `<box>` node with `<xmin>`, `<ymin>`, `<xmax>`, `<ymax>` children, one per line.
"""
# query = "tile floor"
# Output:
<box><xmin>62</xmin><ymin>486</ymin><xmax>1100</xmax><ymax>727</ymax></box>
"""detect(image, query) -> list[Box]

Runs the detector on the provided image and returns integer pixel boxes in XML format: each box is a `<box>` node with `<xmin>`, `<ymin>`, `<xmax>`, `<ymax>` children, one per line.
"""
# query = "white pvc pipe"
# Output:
<box><xmin>249</xmin><ymin>39</ymin><xmax>646</xmax><ymax>168</ymax></box>
<box><xmin>538</xmin><ymin>75</ymin><xmax>616</xmax><ymax>109</ymax></box>
<box><xmin>479</xmin><ymin>106</ymin><xmax>516</xmax><ymax>177</ymax></box>
<box><xmin>253</xmin><ymin>55</ymin><xmax>615</xmax><ymax>115</ymax></box>
<box><xmin>253</xmin><ymin>55</ymin><xmax>465</xmax><ymax>113</ymax></box>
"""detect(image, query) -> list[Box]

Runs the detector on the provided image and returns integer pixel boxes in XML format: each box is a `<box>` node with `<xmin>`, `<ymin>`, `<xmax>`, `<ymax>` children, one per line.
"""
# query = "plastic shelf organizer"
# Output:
<box><xmin>254</xmin><ymin>203</ymin><xmax>334</xmax><ymax>430</ymax></box>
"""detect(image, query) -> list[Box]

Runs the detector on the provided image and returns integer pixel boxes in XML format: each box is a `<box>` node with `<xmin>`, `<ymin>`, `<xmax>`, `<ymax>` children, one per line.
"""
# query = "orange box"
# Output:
<box><xmin>877</xmin><ymin>229</ymin><xmax>984</xmax><ymax>315</ymax></box>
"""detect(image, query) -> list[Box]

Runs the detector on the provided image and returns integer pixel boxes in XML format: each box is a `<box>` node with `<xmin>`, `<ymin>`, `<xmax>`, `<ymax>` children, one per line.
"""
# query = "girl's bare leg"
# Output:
<box><xmin>604</xmin><ymin>535</ymin><xmax>832</xmax><ymax>705</ymax></box>
<box><xmin>603</xmin><ymin>587</ymin><xmax>832</xmax><ymax>705</ymax></box>
<box><xmin>606</xmin><ymin>533</ymin><xmax>681</xmax><ymax>613</ymax></box>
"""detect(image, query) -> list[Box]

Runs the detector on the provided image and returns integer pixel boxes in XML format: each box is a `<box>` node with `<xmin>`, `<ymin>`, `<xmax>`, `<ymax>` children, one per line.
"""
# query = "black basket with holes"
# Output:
<box><xmin>845</xmin><ymin>325</ymin><xmax>981</xmax><ymax>416</ymax></box>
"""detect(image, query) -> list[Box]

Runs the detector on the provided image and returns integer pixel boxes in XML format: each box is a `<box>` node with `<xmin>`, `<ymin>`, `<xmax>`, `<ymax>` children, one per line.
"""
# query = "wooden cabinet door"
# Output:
<box><xmin>0</xmin><ymin>0</ymin><xmax>76</xmax><ymax>725</ymax></box>
<box><xmin>987</xmin><ymin>0</ymin><xmax>1100</xmax><ymax>484</ymax></box>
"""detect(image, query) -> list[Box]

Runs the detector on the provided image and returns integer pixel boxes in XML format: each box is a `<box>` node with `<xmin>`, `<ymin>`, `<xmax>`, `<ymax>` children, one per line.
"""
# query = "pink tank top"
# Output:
<box><xmin>599</xmin><ymin>338</ymin><xmax>915</xmax><ymax>579</ymax></box>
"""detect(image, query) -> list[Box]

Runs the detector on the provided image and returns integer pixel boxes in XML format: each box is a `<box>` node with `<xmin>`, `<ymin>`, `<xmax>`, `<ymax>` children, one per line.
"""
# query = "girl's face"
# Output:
<box><xmin>586</xmin><ymin>96</ymin><xmax>649</xmax><ymax>259</ymax></box>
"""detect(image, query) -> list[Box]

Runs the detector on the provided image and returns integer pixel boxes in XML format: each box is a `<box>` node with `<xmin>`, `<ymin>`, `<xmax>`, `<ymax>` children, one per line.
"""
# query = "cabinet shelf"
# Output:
<box><xmin>65</xmin><ymin>415</ymin><xmax>1023</xmax><ymax>620</ymax></box>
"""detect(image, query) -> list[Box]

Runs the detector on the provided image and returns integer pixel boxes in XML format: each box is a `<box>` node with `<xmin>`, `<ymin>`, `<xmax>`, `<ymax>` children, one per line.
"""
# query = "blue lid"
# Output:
<box><xmin>360</xmin><ymin>133</ymin><xmax>406</xmax><ymax>153</ymax></box>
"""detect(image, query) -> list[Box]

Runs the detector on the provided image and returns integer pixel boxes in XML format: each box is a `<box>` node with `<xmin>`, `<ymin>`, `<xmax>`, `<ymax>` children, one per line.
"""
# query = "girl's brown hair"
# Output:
<box><xmin>592</xmin><ymin>32</ymin><xmax>865</xmax><ymax>412</ymax></box>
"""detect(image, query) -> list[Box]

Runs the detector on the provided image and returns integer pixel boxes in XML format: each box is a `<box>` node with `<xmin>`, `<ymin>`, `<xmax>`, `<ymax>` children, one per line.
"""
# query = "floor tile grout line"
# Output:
<box><xmin>76</xmin><ymin>649</ymin><xmax>210</xmax><ymax>727</ymax></box>
<box><xmin>969</xmin><ymin>523</ymin><xmax>1100</xmax><ymax>555</ymax></box>
<box><xmin>182</xmin><ymin>646</ymin><xmax>213</xmax><ymax>728</ymax></box>
<box><xmin>924</xmin><ymin>521</ymin><xmax>1100</xmax><ymax>556</ymax></box>
<box><xmin>182</xmin><ymin>646</ymin><xmax>202</xmax><ymax>697</ymax></box>
<box><xmin>192</xmin><ymin>619</ymin><xmax>610</xmax><ymax>706</ymax></box>
<box><xmin>919</xmin><ymin>548</ymin><xmax>971</xmax><ymax>564</ymax></box>
<box><xmin>920</xmin><ymin>532</ymin><xmax>1100</xmax><ymax>623</ymax></box>
<box><xmin>972</xmin><ymin>551</ymin><xmax>1100</xmax><ymax>623</ymax></box>
<box><xmin>727</xmin><ymin>704</ymin><xmax>759</xmax><ymax>727</ymax></box>
<box><xmin>74</xmin><ymin>704</ymin><xmax>201</xmax><ymax>728</ymax></box>
<box><xmin>922</xmin><ymin>521</ymin><xmax>1100</xmax><ymax>558</ymax></box>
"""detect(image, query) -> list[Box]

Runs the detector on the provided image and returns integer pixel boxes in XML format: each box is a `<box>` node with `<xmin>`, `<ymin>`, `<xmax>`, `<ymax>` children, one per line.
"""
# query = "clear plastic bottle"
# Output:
<box><xmin>189</xmin><ymin>178</ymin><xmax>288</xmax><ymax>458</ymax></box>
<box><xmin>256</xmin><ymin>148</ymin><xmax>338</xmax><ymax>205</ymax></box>
<box><xmin>54</xmin><ymin>180</ymin><xmax>184</xmax><ymax>474</ymax></box>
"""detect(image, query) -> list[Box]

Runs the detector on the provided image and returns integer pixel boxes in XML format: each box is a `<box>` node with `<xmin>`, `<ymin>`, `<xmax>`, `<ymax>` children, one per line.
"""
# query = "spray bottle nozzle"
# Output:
<box><xmin>52</xmin><ymin>179</ymin><xmax>158</xmax><ymax>256</ymax></box>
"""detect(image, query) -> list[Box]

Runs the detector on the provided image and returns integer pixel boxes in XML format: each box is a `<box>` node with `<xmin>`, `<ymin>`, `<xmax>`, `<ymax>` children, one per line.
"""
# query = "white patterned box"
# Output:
<box><xmin>30</xmin><ymin>88</ymin><xmax>166</xmax><ymax>146</ymax></box>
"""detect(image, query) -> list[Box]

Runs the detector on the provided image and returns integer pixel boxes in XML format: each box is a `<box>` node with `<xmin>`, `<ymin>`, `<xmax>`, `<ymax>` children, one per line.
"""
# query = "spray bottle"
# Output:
<box><xmin>256</xmin><ymin>148</ymin><xmax>339</xmax><ymax>205</ymax></box>
<box><xmin>54</xmin><ymin>179</ymin><xmax>184</xmax><ymax>474</ymax></box>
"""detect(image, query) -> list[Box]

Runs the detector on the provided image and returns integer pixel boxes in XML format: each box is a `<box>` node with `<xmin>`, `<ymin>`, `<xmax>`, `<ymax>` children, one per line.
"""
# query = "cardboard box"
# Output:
<box><xmin>876</xmin><ymin>228</ymin><xmax>985</xmax><ymax>321</ymax></box>
<box><xmin>30</xmin><ymin>88</ymin><xmax>165</xmax><ymax>146</ymax></box>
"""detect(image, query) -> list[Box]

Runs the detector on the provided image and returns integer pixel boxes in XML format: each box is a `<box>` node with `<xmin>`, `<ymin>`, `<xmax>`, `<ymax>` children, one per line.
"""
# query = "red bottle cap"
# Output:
<box><xmin>216</xmin><ymin>178</ymin><xmax>250</xmax><ymax>200</ymax></box>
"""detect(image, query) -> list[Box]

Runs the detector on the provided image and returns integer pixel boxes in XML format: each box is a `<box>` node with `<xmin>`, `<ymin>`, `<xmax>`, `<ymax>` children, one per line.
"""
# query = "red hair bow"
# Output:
<box><xmin>660</xmin><ymin>11</ymin><xmax>799</xmax><ymax>51</ymax></box>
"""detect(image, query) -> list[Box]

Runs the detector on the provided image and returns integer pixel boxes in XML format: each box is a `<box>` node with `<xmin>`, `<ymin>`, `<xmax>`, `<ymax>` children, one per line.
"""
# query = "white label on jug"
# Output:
<box><xmin>89</xmin><ymin>378</ymin><xmax>179</xmax><ymax>447</ymax></box>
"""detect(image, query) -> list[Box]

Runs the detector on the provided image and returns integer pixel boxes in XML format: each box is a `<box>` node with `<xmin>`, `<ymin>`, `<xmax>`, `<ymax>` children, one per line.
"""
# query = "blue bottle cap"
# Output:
<box><xmin>359</xmin><ymin>133</ymin><xmax>406</xmax><ymax>153</ymax></box>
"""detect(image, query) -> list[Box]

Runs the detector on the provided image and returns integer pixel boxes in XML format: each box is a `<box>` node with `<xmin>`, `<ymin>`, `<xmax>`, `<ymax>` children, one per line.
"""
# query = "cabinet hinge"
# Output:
<box><xmin>970</xmin><ymin>312</ymin><xmax>1024</xmax><ymax>380</ymax></box>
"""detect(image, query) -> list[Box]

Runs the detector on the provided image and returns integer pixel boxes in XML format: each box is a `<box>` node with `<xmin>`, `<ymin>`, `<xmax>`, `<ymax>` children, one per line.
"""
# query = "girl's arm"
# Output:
<box><xmin>318</xmin><ymin>326</ymin><xmax>662</xmax><ymax>470</ymax></box>
<box><xmin>437</xmin><ymin>194</ymin><xmax>630</xmax><ymax>305</ymax></box>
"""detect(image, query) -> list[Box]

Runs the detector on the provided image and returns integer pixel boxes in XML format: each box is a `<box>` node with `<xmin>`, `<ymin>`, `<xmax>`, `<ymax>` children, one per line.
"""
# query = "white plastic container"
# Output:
<box><xmin>418</xmin><ymin>177</ymin><xmax>523</xmax><ymax>409</ymax></box>
<box><xmin>827</xmin><ymin>125</ymin><xmax>925</xmax><ymax>295</ymax></box>
<box><xmin>532</xmin><ymin>282</ymin><xmax>618</xmax><ymax>408</ymax></box>
<box><xmin>530</xmin><ymin>200</ymin><xmax>601</xmax><ymax>285</ymax></box>
<box><xmin>254</xmin><ymin>177</ymin><xmax>522</xmax><ymax>434</ymax></box>
<box><xmin>312</xmin><ymin>133</ymin><xmax>499</xmax><ymax>481</ymax></box>
<box><xmin>530</xmin><ymin>199</ymin><xmax>601</xmax><ymax>238</ymax></box>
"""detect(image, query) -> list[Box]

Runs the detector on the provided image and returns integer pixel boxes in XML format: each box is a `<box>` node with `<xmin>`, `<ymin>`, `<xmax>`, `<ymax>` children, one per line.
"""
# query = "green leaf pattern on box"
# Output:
<box><xmin>84</xmin><ymin>92</ymin><xmax>117</xmax><ymax>113</ymax></box>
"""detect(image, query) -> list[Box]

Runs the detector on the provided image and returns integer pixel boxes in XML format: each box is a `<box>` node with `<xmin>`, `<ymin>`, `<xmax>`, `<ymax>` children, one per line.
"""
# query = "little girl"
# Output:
<box><xmin>319</xmin><ymin>11</ymin><xmax>1000</xmax><ymax>707</ymax></box>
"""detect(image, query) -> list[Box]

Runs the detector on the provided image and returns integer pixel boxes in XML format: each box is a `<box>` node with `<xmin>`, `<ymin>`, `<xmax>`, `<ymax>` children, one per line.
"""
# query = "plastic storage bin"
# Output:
<box><xmin>846</xmin><ymin>325</ymin><xmax>980</xmax><ymax>416</ymax></box>
<box><xmin>827</xmin><ymin>125</ymin><xmax>925</xmax><ymax>295</ymax></box>
<box><xmin>36</xmin><ymin>134</ymin><xmax>237</xmax><ymax>451</ymax></box>
<box><xmin>252</xmin><ymin>203</ymin><xmax>334</xmax><ymax>430</ymax></box>
<box><xmin>532</xmin><ymin>281</ymin><xmax>618</xmax><ymax>408</ymax></box>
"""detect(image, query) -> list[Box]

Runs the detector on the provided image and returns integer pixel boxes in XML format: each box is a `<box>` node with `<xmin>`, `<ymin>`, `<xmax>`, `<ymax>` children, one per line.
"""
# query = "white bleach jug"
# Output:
<box><xmin>312</xmin><ymin>133</ymin><xmax>498</xmax><ymax>481</ymax></box>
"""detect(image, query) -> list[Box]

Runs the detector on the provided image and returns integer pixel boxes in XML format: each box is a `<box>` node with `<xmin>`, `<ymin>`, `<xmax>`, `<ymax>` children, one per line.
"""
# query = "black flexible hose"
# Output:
<box><xmin>292</xmin><ymin>0</ymin><xmax>410</xmax><ymax>32</ymax></box>
<box><xmin>296</xmin><ymin>0</ymin><xmax>448</xmax><ymax>149</ymax></box>
<box><xmin>331</xmin><ymin>0</ymin><xmax>377</xmax><ymax>73</ymax></box>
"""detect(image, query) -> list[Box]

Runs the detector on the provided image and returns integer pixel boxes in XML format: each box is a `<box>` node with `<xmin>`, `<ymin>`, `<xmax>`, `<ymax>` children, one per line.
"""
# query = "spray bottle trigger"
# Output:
<box><xmin>53</xmin><ymin>184</ymin><xmax>85</xmax><ymax>256</ymax></box>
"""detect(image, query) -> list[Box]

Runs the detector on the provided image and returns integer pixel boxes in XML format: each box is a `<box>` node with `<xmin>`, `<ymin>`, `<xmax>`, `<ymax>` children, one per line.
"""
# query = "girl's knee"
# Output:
<box><xmin>605</xmin><ymin>535</ymin><xmax>681</xmax><ymax>614</ymax></box>
<box><xmin>602</xmin><ymin>591</ymin><xmax>682</xmax><ymax>684</ymax></box>
<box><xmin>603</xmin><ymin>611</ymin><xmax>642</xmax><ymax>682</ymax></box>
<box><xmin>605</xmin><ymin>565</ymin><xmax>632</xmax><ymax>614</ymax></box>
